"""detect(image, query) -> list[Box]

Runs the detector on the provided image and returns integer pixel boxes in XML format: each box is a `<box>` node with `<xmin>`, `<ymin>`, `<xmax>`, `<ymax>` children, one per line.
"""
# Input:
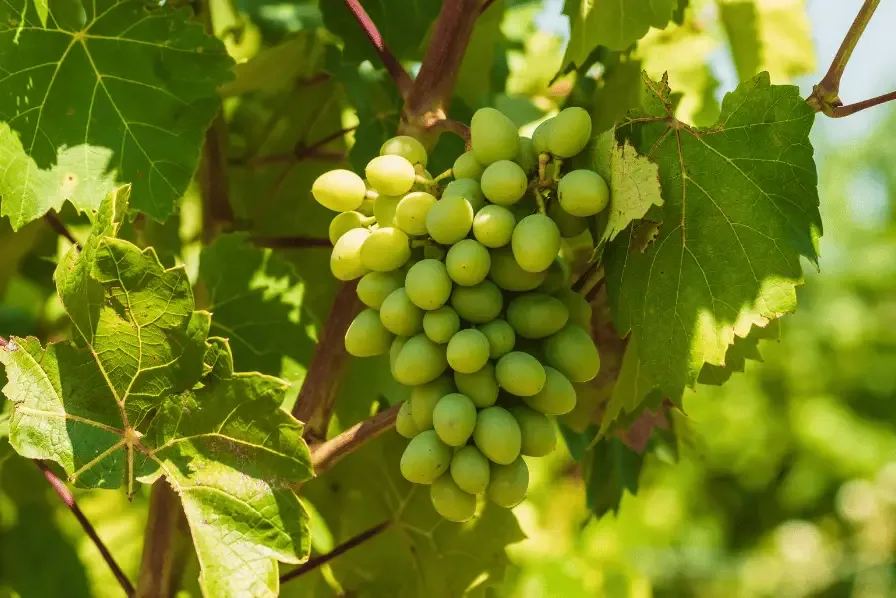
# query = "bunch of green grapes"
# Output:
<box><xmin>311</xmin><ymin>106</ymin><xmax>607</xmax><ymax>522</ymax></box>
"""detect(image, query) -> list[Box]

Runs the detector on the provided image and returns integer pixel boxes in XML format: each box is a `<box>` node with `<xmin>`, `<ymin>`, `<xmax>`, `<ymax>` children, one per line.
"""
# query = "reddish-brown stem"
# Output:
<box><xmin>280</xmin><ymin>520</ymin><xmax>392</xmax><ymax>584</ymax></box>
<box><xmin>199</xmin><ymin>113</ymin><xmax>233</xmax><ymax>243</ymax></box>
<box><xmin>479</xmin><ymin>0</ymin><xmax>498</xmax><ymax>14</ymax></box>
<box><xmin>44</xmin><ymin>212</ymin><xmax>80</xmax><ymax>249</ymax></box>
<box><xmin>343</xmin><ymin>0</ymin><xmax>413</xmax><ymax>97</ymax></box>
<box><xmin>427</xmin><ymin>118</ymin><xmax>471</xmax><ymax>148</ymax></box>
<box><xmin>310</xmin><ymin>403</ymin><xmax>401</xmax><ymax>474</ymax></box>
<box><xmin>252</xmin><ymin>236</ymin><xmax>332</xmax><ymax>249</ymax></box>
<box><xmin>0</xmin><ymin>335</ymin><xmax>7</xmax><ymax>347</ymax></box>
<box><xmin>829</xmin><ymin>90</ymin><xmax>896</xmax><ymax>117</ymax></box>
<box><xmin>36</xmin><ymin>461</ymin><xmax>136</xmax><ymax>597</ymax></box>
<box><xmin>136</xmin><ymin>480</ymin><xmax>185</xmax><ymax>598</ymax></box>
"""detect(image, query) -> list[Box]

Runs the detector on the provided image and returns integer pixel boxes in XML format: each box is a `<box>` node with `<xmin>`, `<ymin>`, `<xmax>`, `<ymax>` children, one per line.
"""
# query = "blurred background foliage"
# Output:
<box><xmin>1</xmin><ymin>0</ymin><xmax>895</xmax><ymax>596</ymax></box>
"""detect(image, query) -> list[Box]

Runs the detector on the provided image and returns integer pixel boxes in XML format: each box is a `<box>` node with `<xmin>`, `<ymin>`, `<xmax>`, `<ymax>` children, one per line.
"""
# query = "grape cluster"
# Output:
<box><xmin>312</xmin><ymin>106</ymin><xmax>607</xmax><ymax>522</ymax></box>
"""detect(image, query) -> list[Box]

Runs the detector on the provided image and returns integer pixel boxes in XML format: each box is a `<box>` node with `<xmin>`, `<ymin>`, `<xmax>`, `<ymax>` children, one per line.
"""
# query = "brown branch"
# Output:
<box><xmin>199</xmin><ymin>113</ymin><xmax>233</xmax><ymax>243</ymax></box>
<box><xmin>44</xmin><ymin>212</ymin><xmax>80</xmax><ymax>249</ymax></box>
<box><xmin>136</xmin><ymin>480</ymin><xmax>186</xmax><ymax>598</ymax></box>
<box><xmin>343</xmin><ymin>0</ymin><xmax>413</xmax><ymax>97</ymax></box>
<box><xmin>280</xmin><ymin>520</ymin><xmax>392</xmax><ymax>584</ymax></box>
<box><xmin>310</xmin><ymin>402</ymin><xmax>401</xmax><ymax>474</ymax></box>
<box><xmin>479</xmin><ymin>0</ymin><xmax>498</xmax><ymax>14</ymax></box>
<box><xmin>427</xmin><ymin>118</ymin><xmax>471</xmax><ymax>148</ymax></box>
<box><xmin>36</xmin><ymin>461</ymin><xmax>135</xmax><ymax>597</ymax></box>
<box><xmin>0</xmin><ymin>335</ymin><xmax>7</xmax><ymax>347</ymax></box>
<box><xmin>252</xmin><ymin>236</ymin><xmax>333</xmax><ymax>249</ymax></box>
<box><xmin>828</xmin><ymin>90</ymin><xmax>896</xmax><ymax>117</ymax></box>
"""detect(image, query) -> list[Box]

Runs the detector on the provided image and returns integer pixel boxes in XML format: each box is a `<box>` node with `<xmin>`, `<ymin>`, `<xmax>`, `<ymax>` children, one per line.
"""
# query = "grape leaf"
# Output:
<box><xmin>585</xmin><ymin>437</ymin><xmax>643</xmax><ymax>519</ymax></box>
<box><xmin>0</xmin><ymin>0</ymin><xmax>233</xmax><ymax>229</ymax></box>
<box><xmin>598</xmin><ymin>336</ymin><xmax>664</xmax><ymax>436</ymax></box>
<box><xmin>562</xmin><ymin>0</ymin><xmax>678</xmax><ymax>69</ymax></box>
<box><xmin>698</xmin><ymin>319</ymin><xmax>779</xmax><ymax>385</ymax></box>
<box><xmin>605</xmin><ymin>72</ymin><xmax>821</xmax><ymax>400</ymax></box>
<box><xmin>219</xmin><ymin>32</ymin><xmax>330</xmax><ymax>98</ymax></box>
<box><xmin>590</xmin><ymin>55</ymin><xmax>644</xmax><ymax>135</ymax></box>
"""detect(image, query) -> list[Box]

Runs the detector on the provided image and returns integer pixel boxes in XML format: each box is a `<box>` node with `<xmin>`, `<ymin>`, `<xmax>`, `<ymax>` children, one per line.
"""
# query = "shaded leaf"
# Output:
<box><xmin>585</xmin><ymin>437</ymin><xmax>643</xmax><ymax>519</ymax></box>
<box><xmin>698</xmin><ymin>319</ymin><xmax>780</xmax><ymax>385</ymax></box>
<box><xmin>455</xmin><ymin>0</ymin><xmax>505</xmax><ymax>108</ymax></box>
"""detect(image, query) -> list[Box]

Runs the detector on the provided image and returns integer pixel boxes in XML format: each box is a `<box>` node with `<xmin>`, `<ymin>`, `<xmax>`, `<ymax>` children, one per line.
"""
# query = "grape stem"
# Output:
<box><xmin>537</xmin><ymin>152</ymin><xmax>550</xmax><ymax>184</ymax></box>
<box><xmin>533</xmin><ymin>188</ymin><xmax>547</xmax><ymax>214</ymax></box>
<box><xmin>280</xmin><ymin>520</ymin><xmax>393</xmax><ymax>584</ymax></box>
<box><xmin>341</xmin><ymin>0</ymin><xmax>413</xmax><ymax>98</ymax></box>
<box><xmin>431</xmin><ymin>168</ymin><xmax>454</xmax><ymax>186</ymax></box>
<box><xmin>309</xmin><ymin>403</ymin><xmax>401</xmax><ymax>474</ymax></box>
<box><xmin>552</xmin><ymin>158</ymin><xmax>563</xmax><ymax>183</ymax></box>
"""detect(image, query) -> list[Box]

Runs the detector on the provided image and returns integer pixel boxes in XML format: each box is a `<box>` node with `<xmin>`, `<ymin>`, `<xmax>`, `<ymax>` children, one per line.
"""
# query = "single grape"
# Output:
<box><xmin>426</xmin><ymin>196</ymin><xmax>474</xmax><ymax>245</ymax></box>
<box><xmin>531</xmin><ymin>118</ymin><xmax>554</xmax><ymax>155</ymax></box>
<box><xmin>558</xmin><ymin>169</ymin><xmax>610</xmax><ymax>216</ymax></box>
<box><xmin>452</xmin><ymin>151</ymin><xmax>485</xmax><ymax>181</ymax></box>
<box><xmin>508</xmin><ymin>405</ymin><xmax>557</xmax><ymax>456</ymax></box>
<box><xmin>433</xmin><ymin>393</ymin><xmax>477</xmax><ymax>446</ymax></box>
<box><xmin>506</xmin><ymin>293</ymin><xmax>570</xmax><ymax>339</ymax></box>
<box><xmin>357</xmin><ymin>270</ymin><xmax>404</xmax><ymax>310</ymax></box>
<box><xmin>511</xmin><ymin>214</ymin><xmax>561</xmax><ymax>273</ymax></box>
<box><xmin>329</xmin><ymin>211</ymin><xmax>368</xmax><ymax>245</ymax></box>
<box><xmin>547</xmin><ymin>200</ymin><xmax>588</xmax><ymax>238</ymax></box>
<box><xmin>312</xmin><ymin>169</ymin><xmax>366</xmax><ymax>212</ymax></box>
<box><xmin>470</xmin><ymin>107</ymin><xmax>520</xmax><ymax>165</ymax></box>
<box><xmin>380</xmin><ymin>135</ymin><xmax>428</xmax><ymax>167</ymax></box>
<box><xmin>404</xmin><ymin>259</ymin><xmax>453</xmax><ymax>311</ymax></box>
<box><xmin>410</xmin><ymin>376</ymin><xmax>456</xmax><ymax>430</ymax></box>
<box><xmin>396</xmin><ymin>400</ymin><xmax>420</xmax><ymax>439</ymax></box>
<box><xmin>478</xmin><ymin>319</ymin><xmax>516</xmax><ymax>359</ymax></box>
<box><xmin>488</xmin><ymin>247</ymin><xmax>546</xmax><ymax>291</ymax></box>
<box><xmin>537</xmin><ymin>259</ymin><xmax>568</xmax><ymax>294</ymax></box>
<box><xmin>330</xmin><ymin>228</ymin><xmax>371</xmax><ymax>281</ymax></box>
<box><xmin>554</xmin><ymin>289</ymin><xmax>592</xmax><ymax>328</ymax></box>
<box><xmin>547</xmin><ymin>107</ymin><xmax>592</xmax><ymax>158</ymax></box>
<box><xmin>454</xmin><ymin>362</ymin><xmax>499</xmax><ymax>408</ymax></box>
<box><xmin>394</xmin><ymin>191</ymin><xmax>437</xmax><ymax>236</ymax></box>
<box><xmin>360</xmin><ymin>227</ymin><xmax>411</xmax><ymax>272</ymax></box>
<box><xmin>514</xmin><ymin>136</ymin><xmax>538</xmax><ymax>174</ymax></box>
<box><xmin>380</xmin><ymin>288</ymin><xmax>424</xmax><ymax>336</ymax></box>
<box><xmin>473</xmin><ymin>406</ymin><xmax>522</xmax><ymax>465</ymax></box>
<box><xmin>344</xmin><ymin>308</ymin><xmax>394</xmax><ymax>357</ymax></box>
<box><xmin>442</xmin><ymin>178</ymin><xmax>486</xmax><ymax>212</ymax></box>
<box><xmin>450</xmin><ymin>280</ymin><xmax>503</xmax><ymax>324</ymax></box>
<box><xmin>400</xmin><ymin>430</ymin><xmax>452</xmax><ymax>484</ymax></box>
<box><xmin>446</xmin><ymin>239</ymin><xmax>491</xmax><ymax>286</ymax></box>
<box><xmin>487</xmin><ymin>456</ymin><xmax>529</xmax><ymax>508</ymax></box>
<box><xmin>430</xmin><ymin>473</ymin><xmax>476</xmax><ymax>522</ymax></box>
<box><xmin>480</xmin><ymin>160</ymin><xmax>528</xmax><ymax>206</ymax></box>
<box><xmin>495</xmin><ymin>351</ymin><xmax>546</xmax><ymax>396</ymax></box>
<box><xmin>390</xmin><ymin>336</ymin><xmax>408</xmax><ymax>380</ymax></box>
<box><xmin>522</xmin><ymin>365</ymin><xmax>576</xmax><ymax>415</ymax></box>
<box><xmin>472</xmin><ymin>205</ymin><xmax>515</xmax><ymax>249</ymax></box>
<box><xmin>366</xmin><ymin>155</ymin><xmax>416</xmax><ymax>196</ymax></box>
<box><xmin>393</xmin><ymin>333</ymin><xmax>449</xmax><ymax>386</ymax></box>
<box><xmin>446</xmin><ymin>329</ymin><xmax>490</xmax><ymax>374</ymax></box>
<box><xmin>544</xmin><ymin>324</ymin><xmax>600</xmax><ymax>383</ymax></box>
<box><xmin>451</xmin><ymin>446</ymin><xmax>491</xmax><ymax>495</ymax></box>
<box><xmin>373</xmin><ymin>193</ymin><xmax>401</xmax><ymax>227</ymax></box>
<box><xmin>423</xmin><ymin>306</ymin><xmax>461</xmax><ymax>344</ymax></box>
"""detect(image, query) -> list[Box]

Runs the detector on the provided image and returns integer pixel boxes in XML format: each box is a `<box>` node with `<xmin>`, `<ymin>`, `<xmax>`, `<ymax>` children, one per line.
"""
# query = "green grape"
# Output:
<box><xmin>547</xmin><ymin>200</ymin><xmax>588</xmax><ymax>238</ymax></box>
<box><xmin>366</xmin><ymin>154</ymin><xmax>416</xmax><ymax>196</ymax></box>
<box><xmin>514</xmin><ymin>136</ymin><xmax>538</xmax><ymax>174</ymax></box>
<box><xmin>373</xmin><ymin>193</ymin><xmax>401</xmax><ymax>227</ymax></box>
<box><xmin>328</xmin><ymin>211</ymin><xmax>369</xmax><ymax>245</ymax></box>
<box><xmin>357</xmin><ymin>270</ymin><xmax>404</xmax><ymax>310</ymax></box>
<box><xmin>547</xmin><ymin>107</ymin><xmax>592</xmax><ymax>158</ymax></box>
<box><xmin>344</xmin><ymin>308</ymin><xmax>394</xmax><ymax>357</ymax></box>
<box><xmin>411</xmin><ymin>375</ymin><xmax>456</xmax><ymax>430</ymax></box>
<box><xmin>511</xmin><ymin>214</ymin><xmax>561</xmax><ymax>273</ymax></box>
<box><xmin>426</xmin><ymin>196</ymin><xmax>474</xmax><ymax>245</ymax></box>
<box><xmin>446</xmin><ymin>329</ymin><xmax>490</xmax><ymax>374</ymax></box>
<box><xmin>544</xmin><ymin>324</ymin><xmax>600</xmax><ymax>382</ymax></box>
<box><xmin>396</xmin><ymin>400</ymin><xmax>420</xmax><ymax>439</ymax></box>
<box><xmin>470</xmin><ymin>107</ymin><xmax>520</xmax><ymax>165</ymax></box>
<box><xmin>451</xmin><ymin>445</ymin><xmax>491</xmax><ymax>494</ymax></box>
<box><xmin>400</xmin><ymin>430</ymin><xmax>452</xmax><ymax>484</ymax></box>
<box><xmin>555</xmin><ymin>289</ymin><xmax>592</xmax><ymax>328</ymax></box>
<box><xmin>360</xmin><ymin>227</ymin><xmax>411</xmax><ymax>272</ymax></box>
<box><xmin>506</xmin><ymin>293</ymin><xmax>570</xmax><ymax>339</ymax></box>
<box><xmin>472</xmin><ymin>204</ymin><xmax>516</xmax><ymax>248</ymax></box>
<box><xmin>473</xmin><ymin>406</ymin><xmax>522</xmax><ymax>465</ymax></box>
<box><xmin>522</xmin><ymin>365</ymin><xmax>576</xmax><ymax>415</ymax></box>
<box><xmin>330</xmin><ymin>228</ymin><xmax>371</xmax><ymax>281</ymax></box>
<box><xmin>405</xmin><ymin>259</ymin><xmax>453</xmax><ymax>310</ymax></box>
<box><xmin>380</xmin><ymin>135</ymin><xmax>428</xmax><ymax>167</ymax></box>
<box><xmin>423</xmin><ymin>244</ymin><xmax>446</xmax><ymax>261</ymax></box>
<box><xmin>380</xmin><ymin>288</ymin><xmax>424</xmax><ymax>336</ymax></box>
<box><xmin>312</xmin><ymin>169</ymin><xmax>366</xmax><ymax>212</ymax></box>
<box><xmin>442</xmin><ymin>178</ymin><xmax>486</xmax><ymax>212</ymax></box>
<box><xmin>487</xmin><ymin>456</ymin><xmax>529</xmax><ymax>508</ymax></box>
<box><xmin>393</xmin><ymin>334</ymin><xmax>449</xmax><ymax>386</ymax></box>
<box><xmin>390</xmin><ymin>336</ymin><xmax>408</xmax><ymax>380</ymax></box>
<box><xmin>531</xmin><ymin>118</ymin><xmax>554</xmax><ymax>155</ymax></box>
<box><xmin>478</xmin><ymin>319</ymin><xmax>516</xmax><ymax>359</ymax></box>
<box><xmin>480</xmin><ymin>160</ymin><xmax>528</xmax><ymax>206</ymax></box>
<box><xmin>430</xmin><ymin>473</ymin><xmax>476</xmax><ymax>522</ymax></box>
<box><xmin>452</xmin><ymin>151</ymin><xmax>485</xmax><ymax>181</ymax></box>
<box><xmin>433</xmin><ymin>393</ymin><xmax>477</xmax><ymax>446</ymax></box>
<box><xmin>446</xmin><ymin>239</ymin><xmax>491</xmax><ymax>286</ymax></box>
<box><xmin>509</xmin><ymin>405</ymin><xmax>557</xmax><ymax>456</ymax></box>
<box><xmin>450</xmin><ymin>280</ymin><xmax>503</xmax><ymax>324</ymax></box>
<box><xmin>423</xmin><ymin>306</ymin><xmax>461</xmax><ymax>344</ymax></box>
<box><xmin>495</xmin><ymin>351</ymin><xmax>545</xmax><ymax>396</ymax></box>
<box><xmin>489</xmin><ymin>247</ymin><xmax>546</xmax><ymax>291</ymax></box>
<box><xmin>394</xmin><ymin>191</ymin><xmax>436</xmax><ymax>236</ymax></box>
<box><xmin>537</xmin><ymin>259</ymin><xmax>568</xmax><ymax>294</ymax></box>
<box><xmin>558</xmin><ymin>169</ymin><xmax>610</xmax><ymax>216</ymax></box>
<box><xmin>454</xmin><ymin>362</ymin><xmax>499</xmax><ymax>408</ymax></box>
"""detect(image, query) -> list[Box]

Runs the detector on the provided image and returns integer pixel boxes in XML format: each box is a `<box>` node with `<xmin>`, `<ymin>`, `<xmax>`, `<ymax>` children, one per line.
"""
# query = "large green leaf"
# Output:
<box><xmin>0</xmin><ymin>0</ymin><xmax>232</xmax><ymax>228</ymax></box>
<box><xmin>605</xmin><ymin>73</ymin><xmax>820</xmax><ymax>400</ymax></box>
<box><xmin>585</xmin><ymin>437</ymin><xmax>643</xmax><ymax>519</ymax></box>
